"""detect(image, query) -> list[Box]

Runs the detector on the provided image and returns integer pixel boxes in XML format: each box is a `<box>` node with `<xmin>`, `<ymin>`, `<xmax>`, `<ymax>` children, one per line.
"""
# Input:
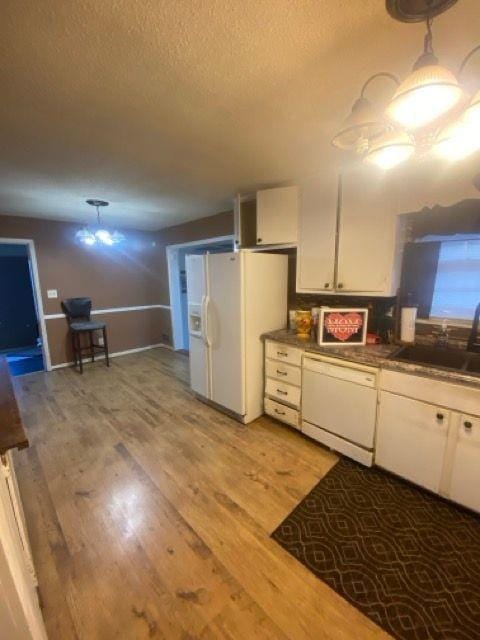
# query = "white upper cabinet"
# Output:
<box><xmin>296</xmin><ymin>171</ymin><xmax>338</xmax><ymax>292</ymax></box>
<box><xmin>296</xmin><ymin>164</ymin><xmax>403</xmax><ymax>296</ymax></box>
<box><xmin>256</xmin><ymin>186</ymin><xmax>299</xmax><ymax>245</ymax></box>
<box><xmin>337</xmin><ymin>164</ymin><xmax>402</xmax><ymax>295</ymax></box>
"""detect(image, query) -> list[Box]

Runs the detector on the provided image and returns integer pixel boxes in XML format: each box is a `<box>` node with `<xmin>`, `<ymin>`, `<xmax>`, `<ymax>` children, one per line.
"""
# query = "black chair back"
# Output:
<box><xmin>62</xmin><ymin>297</ymin><xmax>92</xmax><ymax>322</ymax></box>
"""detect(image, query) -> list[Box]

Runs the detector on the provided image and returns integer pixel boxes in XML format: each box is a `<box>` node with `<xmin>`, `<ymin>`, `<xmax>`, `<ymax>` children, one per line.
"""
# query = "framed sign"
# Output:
<box><xmin>318</xmin><ymin>308</ymin><xmax>368</xmax><ymax>346</ymax></box>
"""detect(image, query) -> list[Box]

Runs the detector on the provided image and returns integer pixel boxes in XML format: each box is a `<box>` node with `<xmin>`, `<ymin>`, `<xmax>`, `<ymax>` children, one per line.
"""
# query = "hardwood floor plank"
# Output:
<box><xmin>12</xmin><ymin>349</ymin><xmax>391</xmax><ymax>639</ymax></box>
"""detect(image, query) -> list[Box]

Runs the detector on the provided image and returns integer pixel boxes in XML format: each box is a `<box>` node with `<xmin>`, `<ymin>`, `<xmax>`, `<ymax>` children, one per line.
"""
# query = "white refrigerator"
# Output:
<box><xmin>186</xmin><ymin>251</ymin><xmax>287</xmax><ymax>423</ymax></box>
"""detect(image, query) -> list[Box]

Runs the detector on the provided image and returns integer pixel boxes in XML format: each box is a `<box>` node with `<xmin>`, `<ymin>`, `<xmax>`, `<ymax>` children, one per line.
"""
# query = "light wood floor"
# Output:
<box><xmin>13</xmin><ymin>348</ymin><xmax>390</xmax><ymax>639</ymax></box>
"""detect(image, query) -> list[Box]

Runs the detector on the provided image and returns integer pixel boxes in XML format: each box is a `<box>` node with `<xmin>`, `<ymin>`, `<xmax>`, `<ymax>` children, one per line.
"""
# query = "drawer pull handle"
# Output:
<box><xmin>274</xmin><ymin>409</ymin><xmax>286</xmax><ymax>416</ymax></box>
<box><xmin>436</xmin><ymin>413</ymin><xmax>444</xmax><ymax>421</ymax></box>
<box><xmin>464</xmin><ymin>421</ymin><xmax>473</xmax><ymax>430</ymax></box>
<box><xmin>277</xmin><ymin>351</ymin><xmax>288</xmax><ymax>357</ymax></box>
<box><xmin>276</xmin><ymin>369</ymin><xmax>287</xmax><ymax>376</ymax></box>
<box><xmin>276</xmin><ymin>389</ymin><xmax>288</xmax><ymax>395</ymax></box>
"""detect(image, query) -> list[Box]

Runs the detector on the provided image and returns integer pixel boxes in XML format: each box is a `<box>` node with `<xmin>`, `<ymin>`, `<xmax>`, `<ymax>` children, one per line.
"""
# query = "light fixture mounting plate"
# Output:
<box><xmin>386</xmin><ymin>0</ymin><xmax>458</xmax><ymax>22</ymax></box>
<box><xmin>86</xmin><ymin>199</ymin><xmax>109</xmax><ymax>207</ymax></box>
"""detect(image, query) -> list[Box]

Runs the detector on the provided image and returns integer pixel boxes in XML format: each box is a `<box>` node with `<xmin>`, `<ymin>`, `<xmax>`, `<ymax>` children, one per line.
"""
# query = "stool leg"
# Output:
<box><xmin>78</xmin><ymin>332</ymin><xmax>83</xmax><ymax>374</ymax></box>
<box><xmin>103</xmin><ymin>327</ymin><xmax>110</xmax><ymax>367</ymax></box>
<box><xmin>71</xmin><ymin>331</ymin><xmax>77</xmax><ymax>368</ymax></box>
<box><xmin>90</xmin><ymin>330</ymin><xmax>95</xmax><ymax>362</ymax></box>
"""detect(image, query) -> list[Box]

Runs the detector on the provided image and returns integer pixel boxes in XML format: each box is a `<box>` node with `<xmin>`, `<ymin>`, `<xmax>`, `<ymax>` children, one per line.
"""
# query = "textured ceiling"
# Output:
<box><xmin>0</xmin><ymin>0</ymin><xmax>478</xmax><ymax>229</ymax></box>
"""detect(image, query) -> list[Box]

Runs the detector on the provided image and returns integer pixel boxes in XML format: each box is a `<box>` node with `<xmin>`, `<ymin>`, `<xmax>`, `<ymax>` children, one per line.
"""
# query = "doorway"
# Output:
<box><xmin>167</xmin><ymin>235</ymin><xmax>234</xmax><ymax>351</ymax></box>
<box><xmin>0</xmin><ymin>240</ymin><xmax>49</xmax><ymax>375</ymax></box>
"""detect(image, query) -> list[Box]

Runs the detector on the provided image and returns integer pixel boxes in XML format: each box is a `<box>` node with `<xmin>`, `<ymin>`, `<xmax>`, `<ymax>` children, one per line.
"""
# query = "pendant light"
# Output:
<box><xmin>434</xmin><ymin>45</ymin><xmax>480</xmax><ymax>160</ymax></box>
<box><xmin>332</xmin><ymin>74</ymin><xmax>398</xmax><ymax>151</ymax></box>
<box><xmin>386</xmin><ymin>16</ymin><xmax>463</xmax><ymax>129</ymax></box>
<box><xmin>75</xmin><ymin>200</ymin><xmax>125</xmax><ymax>246</ymax></box>
<box><xmin>364</xmin><ymin>130</ymin><xmax>415</xmax><ymax>169</ymax></box>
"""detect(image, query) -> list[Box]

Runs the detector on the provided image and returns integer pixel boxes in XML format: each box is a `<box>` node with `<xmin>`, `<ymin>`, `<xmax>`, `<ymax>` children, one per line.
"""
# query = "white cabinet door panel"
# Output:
<box><xmin>337</xmin><ymin>165</ymin><xmax>399</xmax><ymax>294</ymax></box>
<box><xmin>376</xmin><ymin>391</ymin><xmax>449</xmax><ymax>493</ymax></box>
<box><xmin>256</xmin><ymin>186</ymin><xmax>298</xmax><ymax>245</ymax></box>
<box><xmin>449</xmin><ymin>413</ymin><xmax>480</xmax><ymax>513</ymax></box>
<box><xmin>296</xmin><ymin>172</ymin><xmax>338</xmax><ymax>292</ymax></box>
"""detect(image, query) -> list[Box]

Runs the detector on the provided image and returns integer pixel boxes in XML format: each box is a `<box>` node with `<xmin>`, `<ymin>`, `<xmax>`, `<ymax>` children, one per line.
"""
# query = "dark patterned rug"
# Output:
<box><xmin>272</xmin><ymin>458</ymin><xmax>480</xmax><ymax>640</ymax></box>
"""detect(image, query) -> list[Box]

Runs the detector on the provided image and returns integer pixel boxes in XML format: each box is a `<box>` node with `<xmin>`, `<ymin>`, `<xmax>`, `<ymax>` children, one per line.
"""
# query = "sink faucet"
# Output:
<box><xmin>467</xmin><ymin>302</ymin><xmax>480</xmax><ymax>353</ymax></box>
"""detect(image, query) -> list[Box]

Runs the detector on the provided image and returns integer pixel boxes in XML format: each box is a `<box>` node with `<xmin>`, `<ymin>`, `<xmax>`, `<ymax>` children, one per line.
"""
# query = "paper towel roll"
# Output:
<box><xmin>400</xmin><ymin>307</ymin><xmax>417</xmax><ymax>343</ymax></box>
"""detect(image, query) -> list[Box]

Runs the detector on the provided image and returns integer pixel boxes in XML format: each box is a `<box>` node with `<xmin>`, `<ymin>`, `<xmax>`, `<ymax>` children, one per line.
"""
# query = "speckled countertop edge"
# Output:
<box><xmin>262</xmin><ymin>329</ymin><xmax>480</xmax><ymax>390</ymax></box>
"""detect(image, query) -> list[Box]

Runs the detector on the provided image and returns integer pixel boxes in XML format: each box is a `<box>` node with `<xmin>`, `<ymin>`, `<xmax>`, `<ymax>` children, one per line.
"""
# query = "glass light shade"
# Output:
<box><xmin>95</xmin><ymin>229</ymin><xmax>114</xmax><ymax>245</ymax></box>
<box><xmin>75</xmin><ymin>228</ymin><xmax>96</xmax><ymax>245</ymax></box>
<box><xmin>110</xmin><ymin>230</ymin><xmax>125</xmax><ymax>244</ymax></box>
<box><xmin>364</xmin><ymin>130</ymin><xmax>415</xmax><ymax>170</ymax></box>
<box><xmin>332</xmin><ymin>97</ymin><xmax>389</xmax><ymax>151</ymax></box>
<box><xmin>386</xmin><ymin>65</ymin><xmax>463</xmax><ymax>130</ymax></box>
<box><xmin>434</xmin><ymin>105</ymin><xmax>480</xmax><ymax>161</ymax></box>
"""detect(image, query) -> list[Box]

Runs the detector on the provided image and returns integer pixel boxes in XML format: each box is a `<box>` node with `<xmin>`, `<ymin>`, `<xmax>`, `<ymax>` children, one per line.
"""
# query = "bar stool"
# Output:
<box><xmin>62</xmin><ymin>298</ymin><xmax>109</xmax><ymax>374</ymax></box>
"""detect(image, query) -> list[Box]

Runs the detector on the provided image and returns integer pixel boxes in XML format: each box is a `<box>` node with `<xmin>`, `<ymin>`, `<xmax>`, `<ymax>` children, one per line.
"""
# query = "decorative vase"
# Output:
<box><xmin>295</xmin><ymin>310</ymin><xmax>312</xmax><ymax>339</ymax></box>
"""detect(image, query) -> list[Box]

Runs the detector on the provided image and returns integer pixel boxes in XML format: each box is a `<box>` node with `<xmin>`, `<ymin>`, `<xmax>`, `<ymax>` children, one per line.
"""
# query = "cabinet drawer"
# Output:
<box><xmin>265</xmin><ymin>378</ymin><xmax>301</xmax><ymax>407</ymax></box>
<box><xmin>265</xmin><ymin>341</ymin><xmax>303</xmax><ymax>367</ymax></box>
<box><xmin>265</xmin><ymin>398</ymin><xmax>300</xmax><ymax>430</ymax></box>
<box><xmin>265</xmin><ymin>359</ymin><xmax>301</xmax><ymax>386</ymax></box>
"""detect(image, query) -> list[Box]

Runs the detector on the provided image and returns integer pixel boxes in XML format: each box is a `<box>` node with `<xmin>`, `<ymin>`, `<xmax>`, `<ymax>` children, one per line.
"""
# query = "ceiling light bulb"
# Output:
<box><xmin>386</xmin><ymin>64</ymin><xmax>463</xmax><ymax>129</ymax></box>
<box><xmin>76</xmin><ymin>228</ymin><xmax>96</xmax><ymax>245</ymax></box>
<box><xmin>95</xmin><ymin>229</ymin><xmax>114</xmax><ymax>245</ymax></box>
<box><xmin>364</xmin><ymin>130</ymin><xmax>415</xmax><ymax>170</ymax></box>
<box><xmin>435</xmin><ymin>115</ymin><xmax>480</xmax><ymax>161</ymax></box>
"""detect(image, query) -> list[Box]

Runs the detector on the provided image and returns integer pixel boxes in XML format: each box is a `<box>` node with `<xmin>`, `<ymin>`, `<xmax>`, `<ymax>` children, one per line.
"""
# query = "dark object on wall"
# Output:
<box><xmin>399</xmin><ymin>241</ymin><xmax>440</xmax><ymax>318</ymax></box>
<box><xmin>62</xmin><ymin>297</ymin><xmax>109</xmax><ymax>374</ymax></box>
<box><xmin>407</xmin><ymin>199</ymin><xmax>480</xmax><ymax>239</ymax></box>
<box><xmin>0</xmin><ymin>256</ymin><xmax>39</xmax><ymax>350</ymax></box>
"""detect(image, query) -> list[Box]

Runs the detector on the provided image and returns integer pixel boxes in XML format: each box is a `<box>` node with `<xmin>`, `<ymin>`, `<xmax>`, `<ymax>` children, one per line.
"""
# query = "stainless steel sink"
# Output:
<box><xmin>389</xmin><ymin>345</ymin><xmax>469</xmax><ymax>370</ymax></box>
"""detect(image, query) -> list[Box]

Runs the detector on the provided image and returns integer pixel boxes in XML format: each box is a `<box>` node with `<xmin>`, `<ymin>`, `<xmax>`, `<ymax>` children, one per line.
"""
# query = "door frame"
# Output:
<box><xmin>166</xmin><ymin>235</ymin><xmax>233</xmax><ymax>351</ymax></box>
<box><xmin>0</xmin><ymin>237</ymin><xmax>51</xmax><ymax>371</ymax></box>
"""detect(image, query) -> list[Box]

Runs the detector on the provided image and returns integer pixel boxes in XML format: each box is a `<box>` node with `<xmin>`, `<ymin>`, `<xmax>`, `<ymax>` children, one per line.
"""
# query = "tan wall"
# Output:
<box><xmin>155</xmin><ymin>210</ymin><xmax>233</xmax><ymax>305</ymax></box>
<box><xmin>0</xmin><ymin>211</ymin><xmax>233</xmax><ymax>366</ymax></box>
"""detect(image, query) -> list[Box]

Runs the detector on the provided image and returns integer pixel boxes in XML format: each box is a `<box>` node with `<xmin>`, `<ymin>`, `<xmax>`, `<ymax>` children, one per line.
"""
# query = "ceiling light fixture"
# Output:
<box><xmin>75</xmin><ymin>200</ymin><xmax>125</xmax><ymax>246</ymax></box>
<box><xmin>332</xmin><ymin>0</ymin><xmax>480</xmax><ymax>169</ymax></box>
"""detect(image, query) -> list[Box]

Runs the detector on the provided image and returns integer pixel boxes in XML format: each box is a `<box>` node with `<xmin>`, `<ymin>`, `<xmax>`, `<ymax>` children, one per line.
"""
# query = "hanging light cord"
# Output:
<box><xmin>424</xmin><ymin>15</ymin><xmax>434</xmax><ymax>55</ymax></box>
<box><xmin>96</xmin><ymin>204</ymin><xmax>101</xmax><ymax>225</ymax></box>
<box><xmin>360</xmin><ymin>72</ymin><xmax>399</xmax><ymax>98</ymax></box>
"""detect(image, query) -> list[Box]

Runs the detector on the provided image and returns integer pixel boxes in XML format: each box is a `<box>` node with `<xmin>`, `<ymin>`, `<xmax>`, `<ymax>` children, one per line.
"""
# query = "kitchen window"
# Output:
<box><xmin>430</xmin><ymin>237</ymin><xmax>480</xmax><ymax>321</ymax></box>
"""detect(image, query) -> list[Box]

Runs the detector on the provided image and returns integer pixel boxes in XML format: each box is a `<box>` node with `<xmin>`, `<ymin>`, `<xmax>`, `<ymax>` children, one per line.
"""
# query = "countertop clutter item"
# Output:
<box><xmin>400</xmin><ymin>305</ymin><xmax>417</xmax><ymax>343</ymax></box>
<box><xmin>186</xmin><ymin>251</ymin><xmax>287</xmax><ymax>424</ymax></box>
<box><xmin>318</xmin><ymin>308</ymin><xmax>368</xmax><ymax>346</ymax></box>
<box><xmin>295</xmin><ymin>310</ymin><xmax>312</xmax><ymax>339</ymax></box>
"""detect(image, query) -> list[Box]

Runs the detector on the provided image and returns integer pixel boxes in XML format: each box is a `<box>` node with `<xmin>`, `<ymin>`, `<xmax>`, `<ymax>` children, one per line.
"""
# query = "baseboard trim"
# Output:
<box><xmin>50</xmin><ymin>342</ymin><xmax>172</xmax><ymax>370</ymax></box>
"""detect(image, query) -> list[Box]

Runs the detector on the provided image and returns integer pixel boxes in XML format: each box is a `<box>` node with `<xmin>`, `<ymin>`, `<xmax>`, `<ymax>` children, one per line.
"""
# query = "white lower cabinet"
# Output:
<box><xmin>375</xmin><ymin>391</ymin><xmax>450</xmax><ymax>493</ymax></box>
<box><xmin>448</xmin><ymin>413</ymin><xmax>480</xmax><ymax>513</ymax></box>
<box><xmin>264</xmin><ymin>340</ymin><xmax>302</xmax><ymax>430</ymax></box>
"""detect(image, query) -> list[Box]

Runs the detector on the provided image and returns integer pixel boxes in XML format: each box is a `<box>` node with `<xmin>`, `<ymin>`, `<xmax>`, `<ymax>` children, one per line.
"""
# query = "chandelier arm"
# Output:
<box><xmin>458</xmin><ymin>44</ymin><xmax>480</xmax><ymax>78</ymax></box>
<box><xmin>360</xmin><ymin>72</ymin><xmax>400</xmax><ymax>98</ymax></box>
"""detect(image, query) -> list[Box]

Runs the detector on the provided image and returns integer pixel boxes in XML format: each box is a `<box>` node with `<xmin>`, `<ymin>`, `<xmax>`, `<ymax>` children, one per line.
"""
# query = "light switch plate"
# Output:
<box><xmin>47</xmin><ymin>289</ymin><xmax>58</xmax><ymax>299</ymax></box>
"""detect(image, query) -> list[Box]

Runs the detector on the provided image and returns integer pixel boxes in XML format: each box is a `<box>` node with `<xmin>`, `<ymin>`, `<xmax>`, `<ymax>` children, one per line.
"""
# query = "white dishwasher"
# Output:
<box><xmin>302</xmin><ymin>355</ymin><xmax>378</xmax><ymax>466</ymax></box>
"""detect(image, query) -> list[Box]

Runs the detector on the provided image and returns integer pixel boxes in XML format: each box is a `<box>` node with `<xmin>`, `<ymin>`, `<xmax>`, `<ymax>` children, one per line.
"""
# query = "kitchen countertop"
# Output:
<box><xmin>0</xmin><ymin>357</ymin><xmax>29</xmax><ymax>456</ymax></box>
<box><xmin>262</xmin><ymin>329</ymin><xmax>480</xmax><ymax>389</ymax></box>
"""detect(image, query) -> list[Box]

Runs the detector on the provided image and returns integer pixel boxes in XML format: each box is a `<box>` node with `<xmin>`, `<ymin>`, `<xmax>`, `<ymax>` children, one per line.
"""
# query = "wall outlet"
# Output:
<box><xmin>47</xmin><ymin>289</ymin><xmax>58</xmax><ymax>299</ymax></box>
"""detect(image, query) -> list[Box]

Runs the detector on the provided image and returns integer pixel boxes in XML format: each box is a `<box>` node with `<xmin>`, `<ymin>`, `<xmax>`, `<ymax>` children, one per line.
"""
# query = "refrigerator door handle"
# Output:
<box><xmin>204</xmin><ymin>295</ymin><xmax>212</xmax><ymax>347</ymax></box>
<box><xmin>200</xmin><ymin>295</ymin><xmax>208</xmax><ymax>346</ymax></box>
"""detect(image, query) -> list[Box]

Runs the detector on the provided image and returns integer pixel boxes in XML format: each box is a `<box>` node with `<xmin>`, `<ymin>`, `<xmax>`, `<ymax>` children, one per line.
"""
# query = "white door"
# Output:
<box><xmin>337</xmin><ymin>165</ymin><xmax>399</xmax><ymax>294</ymax></box>
<box><xmin>296</xmin><ymin>172</ymin><xmax>338</xmax><ymax>292</ymax></box>
<box><xmin>186</xmin><ymin>255</ymin><xmax>210</xmax><ymax>398</ymax></box>
<box><xmin>302</xmin><ymin>359</ymin><xmax>377</xmax><ymax>448</ymax></box>
<box><xmin>448</xmin><ymin>413</ymin><xmax>480</xmax><ymax>513</ymax></box>
<box><xmin>376</xmin><ymin>391</ymin><xmax>450</xmax><ymax>492</ymax></box>
<box><xmin>256</xmin><ymin>186</ymin><xmax>298</xmax><ymax>245</ymax></box>
<box><xmin>207</xmin><ymin>253</ymin><xmax>245</xmax><ymax>415</ymax></box>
